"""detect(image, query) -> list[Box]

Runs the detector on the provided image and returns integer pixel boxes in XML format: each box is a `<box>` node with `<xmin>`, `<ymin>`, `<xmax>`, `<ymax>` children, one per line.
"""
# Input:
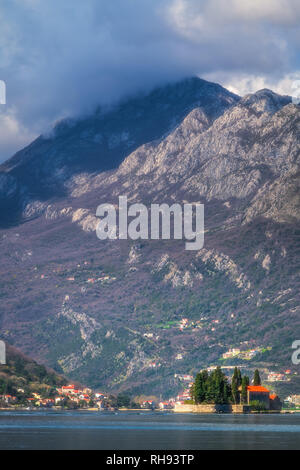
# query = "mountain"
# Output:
<box><xmin>0</xmin><ymin>77</ymin><xmax>299</xmax><ymax>398</ymax></box>
<box><xmin>0</xmin><ymin>77</ymin><xmax>238</xmax><ymax>226</ymax></box>
<box><xmin>0</xmin><ymin>342</ymin><xmax>66</xmax><ymax>399</ymax></box>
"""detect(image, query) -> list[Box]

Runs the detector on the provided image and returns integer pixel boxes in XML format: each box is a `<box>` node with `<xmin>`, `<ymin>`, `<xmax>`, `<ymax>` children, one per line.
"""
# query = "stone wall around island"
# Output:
<box><xmin>174</xmin><ymin>403</ymin><xmax>251</xmax><ymax>413</ymax></box>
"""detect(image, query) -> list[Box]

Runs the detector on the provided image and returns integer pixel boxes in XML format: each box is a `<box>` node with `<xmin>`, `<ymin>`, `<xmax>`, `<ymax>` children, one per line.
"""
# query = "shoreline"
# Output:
<box><xmin>0</xmin><ymin>407</ymin><xmax>298</xmax><ymax>414</ymax></box>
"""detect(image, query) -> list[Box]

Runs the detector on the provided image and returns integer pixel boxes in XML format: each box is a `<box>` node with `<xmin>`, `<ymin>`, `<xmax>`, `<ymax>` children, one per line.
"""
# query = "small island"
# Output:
<box><xmin>174</xmin><ymin>367</ymin><xmax>282</xmax><ymax>413</ymax></box>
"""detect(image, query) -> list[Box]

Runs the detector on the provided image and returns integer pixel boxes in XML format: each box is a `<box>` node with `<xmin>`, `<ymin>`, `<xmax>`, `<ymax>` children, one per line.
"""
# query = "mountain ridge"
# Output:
<box><xmin>0</xmin><ymin>77</ymin><xmax>239</xmax><ymax>226</ymax></box>
<box><xmin>0</xmin><ymin>77</ymin><xmax>299</xmax><ymax>397</ymax></box>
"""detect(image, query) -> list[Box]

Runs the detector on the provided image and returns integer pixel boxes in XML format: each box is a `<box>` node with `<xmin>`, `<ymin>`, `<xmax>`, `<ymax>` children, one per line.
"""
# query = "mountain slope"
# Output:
<box><xmin>0</xmin><ymin>342</ymin><xmax>66</xmax><ymax>398</ymax></box>
<box><xmin>0</xmin><ymin>77</ymin><xmax>238</xmax><ymax>226</ymax></box>
<box><xmin>0</xmin><ymin>78</ymin><xmax>299</xmax><ymax>398</ymax></box>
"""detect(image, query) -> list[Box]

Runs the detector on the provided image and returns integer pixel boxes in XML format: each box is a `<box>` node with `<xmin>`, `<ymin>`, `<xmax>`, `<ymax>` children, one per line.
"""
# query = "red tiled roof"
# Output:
<box><xmin>247</xmin><ymin>386</ymin><xmax>270</xmax><ymax>393</ymax></box>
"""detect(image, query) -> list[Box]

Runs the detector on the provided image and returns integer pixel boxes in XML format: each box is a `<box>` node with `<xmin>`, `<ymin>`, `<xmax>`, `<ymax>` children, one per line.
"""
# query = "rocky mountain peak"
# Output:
<box><xmin>241</xmin><ymin>88</ymin><xmax>291</xmax><ymax>115</ymax></box>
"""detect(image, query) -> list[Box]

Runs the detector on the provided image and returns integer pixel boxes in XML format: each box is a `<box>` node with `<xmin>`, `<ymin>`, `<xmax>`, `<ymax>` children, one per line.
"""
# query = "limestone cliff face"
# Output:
<box><xmin>109</xmin><ymin>90</ymin><xmax>298</xmax><ymax>221</ymax></box>
<box><xmin>56</xmin><ymin>88</ymin><xmax>299</xmax><ymax>228</ymax></box>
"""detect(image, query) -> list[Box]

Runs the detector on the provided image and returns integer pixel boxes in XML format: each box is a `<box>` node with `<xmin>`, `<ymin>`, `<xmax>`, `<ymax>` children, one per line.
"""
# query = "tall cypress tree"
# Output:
<box><xmin>193</xmin><ymin>371</ymin><xmax>208</xmax><ymax>404</ymax></box>
<box><xmin>231</xmin><ymin>368</ymin><xmax>239</xmax><ymax>404</ymax></box>
<box><xmin>237</xmin><ymin>369</ymin><xmax>242</xmax><ymax>387</ymax></box>
<box><xmin>241</xmin><ymin>376</ymin><xmax>249</xmax><ymax>404</ymax></box>
<box><xmin>232</xmin><ymin>367</ymin><xmax>238</xmax><ymax>382</ymax></box>
<box><xmin>223</xmin><ymin>381</ymin><xmax>229</xmax><ymax>404</ymax></box>
<box><xmin>214</xmin><ymin>367</ymin><xmax>223</xmax><ymax>404</ymax></box>
<box><xmin>253</xmin><ymin>369</ymin><xmax>261</xmax><ymax>386</ymax></box>
<box><xmin>231</xmin><ymin>378</ymin><xmax>238</xmax><ymax>404</ymax></box>
<box><xmin>206</xmin><ymin>374</ymin><xmax>214</xmax><ymax>403</ymax></box>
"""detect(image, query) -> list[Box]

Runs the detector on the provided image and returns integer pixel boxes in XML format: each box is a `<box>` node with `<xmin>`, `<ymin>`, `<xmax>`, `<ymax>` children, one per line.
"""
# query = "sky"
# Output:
<box><xmin>0</xmin><ymin>0</ymin><xmax>300</xmax><ymax>162</ymax></box>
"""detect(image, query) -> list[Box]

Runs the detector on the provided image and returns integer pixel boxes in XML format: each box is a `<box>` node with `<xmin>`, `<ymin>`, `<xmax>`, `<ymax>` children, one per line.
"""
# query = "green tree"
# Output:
<box><xmin>250</xmin><ymin>400</ymin><xmax>266</xmax><ymax>411</ymax></box>
<box><xmin>241</xmin><ymin>376</ymin><xmax>249</xmax><ymax>404</ymax></box>
<box><xmin>237</xmin><ymin>368</ymin><xmax>242</xmax><ymax>387</ymax></box>
<box><xmin>206</xmin><ymin>368</ymin><xmax>229</xmax><ymax>404</ymax></box>
<box><xmin>231</xmin><ymin>367</ymin><xmax>241</xmax><ymax>404</ymax></box>
<box><xmin>130</xmin><ymin>401</ymin><xmax>141</xmax><ymax>409</ymax></box>
<box><xmin>193</xmin><ymin>370</ymin><xmax>208</xmax><ymax>404</ymax></box>
<box><xmin>193</xmin><ymin>368</ymin><xmax>230</xmax><ymax>405</ymax></box>
<box><xmin>0</xmin><ymin>378</ymin><xmax>6</xmax><ymax>395</ymax></box>
<box><xmin>205</xmin><ymin>374</ymin><xmax>215</xmax><ymax>403</ymax></box>
<box><xmin>78</xmin><ymin>399</ymin><xmax>87</xmax><ymax>408</ymax></box>
<box><xmin>211</xmin><ymin>367</ymin><xmax>227</xmax><ymax>404</ymax></box>
<box><xmin>231</xmin><ymin>378</ymin><xmax>238</xmax><ymax>404</ymax></box>
<box><xmin>117</xmin><ymin>393</ymin><xmax>131</xmax><ymax>408</ymax></box>
<box><xmin>108</xmin><ymin>394</ymin><xmax>118</xmax><ymax>408</ymax></box>
<box><xmin>253</xmin><ymin>370</ymin><xmax>261</xmax><ymax>386</ymax></box>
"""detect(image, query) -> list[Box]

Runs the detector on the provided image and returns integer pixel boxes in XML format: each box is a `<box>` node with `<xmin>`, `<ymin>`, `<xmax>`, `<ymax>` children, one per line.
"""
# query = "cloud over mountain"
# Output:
<box><xmin>0</xmin><ymin>0</ymin><xmax>299</xmax><ymax>161</ymax></box>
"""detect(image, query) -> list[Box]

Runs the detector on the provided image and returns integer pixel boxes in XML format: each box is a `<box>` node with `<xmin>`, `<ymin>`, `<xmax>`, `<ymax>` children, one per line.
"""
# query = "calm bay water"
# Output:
<box><xmin>0</xmin><ymin>410</ymin><xmax>299</xmax><ymax>450</ymax></box>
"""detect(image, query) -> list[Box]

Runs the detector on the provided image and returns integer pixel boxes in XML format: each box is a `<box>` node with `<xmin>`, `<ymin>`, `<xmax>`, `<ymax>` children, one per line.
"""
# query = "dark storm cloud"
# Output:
<box><xmin>0</xmin><ymin>0</ymin><xmax>300</xmax><ymax>161</ymax></box>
